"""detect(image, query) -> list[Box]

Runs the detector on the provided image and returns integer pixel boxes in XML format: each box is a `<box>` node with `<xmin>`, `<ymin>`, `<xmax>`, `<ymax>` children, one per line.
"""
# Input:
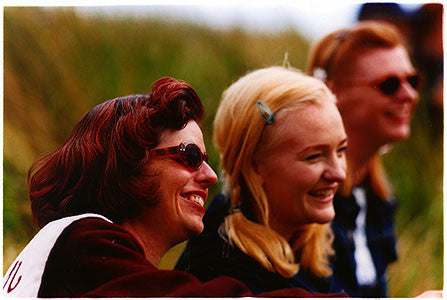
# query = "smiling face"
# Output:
<box><xmin>254</xmin><ymin>101</ymin><xmax>347</xmax><ymax>239</ymax></box>
<box><xmin>334</xmin><ymin>46</ymin><xmax>419</xmax><ymax>149</ymax></box>
<box><xmin>145</xmin><ymin>121</ymin><xmax>218</xmax><ymax>244</ymax></box>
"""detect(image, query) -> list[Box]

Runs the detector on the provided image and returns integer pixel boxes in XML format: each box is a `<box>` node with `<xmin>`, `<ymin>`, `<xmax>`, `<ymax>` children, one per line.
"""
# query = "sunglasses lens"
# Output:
<box><xmin>182</xmin><ymin>143</ymin><xmax>203</xmax><ymax>169</ymax></box>
<box><xmin>407</xmin><ymin>74</ymin><xmax>420</xmax><ymax>90</ymax></box>
<box><xmin>378</xmin><ymin>77</ymin><xmax>400</xmax><ymax>95</ymax></box>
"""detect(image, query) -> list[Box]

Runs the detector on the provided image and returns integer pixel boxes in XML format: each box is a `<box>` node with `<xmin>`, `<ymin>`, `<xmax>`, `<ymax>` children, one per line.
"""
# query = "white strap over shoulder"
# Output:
<box><xmin>2</xmin><ymin>213</ymin><xmax>112</xmax><ymax>298</ymax></box>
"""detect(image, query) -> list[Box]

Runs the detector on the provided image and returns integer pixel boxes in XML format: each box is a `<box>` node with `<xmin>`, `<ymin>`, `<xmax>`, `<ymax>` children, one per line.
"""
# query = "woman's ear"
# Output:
<box><xmin>325</xmin><ymin>79</ymin><xmax>335</xmax><ymax>92</ymax></box>
<box><xmin>251</xmin><ymin>159</ymin><xmax>265</xmax><ymax>186</ymax></box>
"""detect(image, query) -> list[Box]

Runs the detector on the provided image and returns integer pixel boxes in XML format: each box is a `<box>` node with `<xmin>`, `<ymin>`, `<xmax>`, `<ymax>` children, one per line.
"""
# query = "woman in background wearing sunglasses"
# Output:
<box><xmin>306</xmin><ymin>21</ymin><xmax>420</xmax><ymax>297</ymax></box>
<box><xmin>3</xmin><ymin>77</ymin><xmax>334</xmax><ymax>298</ymax></box>
<box><xmin>176</xmin><ymin>66</ymin><xmax>349</xmax><ymax>294</ymax></box>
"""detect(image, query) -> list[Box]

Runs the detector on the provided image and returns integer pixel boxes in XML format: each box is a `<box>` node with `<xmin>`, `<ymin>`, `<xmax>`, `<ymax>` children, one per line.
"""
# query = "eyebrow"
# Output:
<box><xmin>297</xmin><ymin>138</ymin><xmax>348</xmax><ymax>154</ymax></box>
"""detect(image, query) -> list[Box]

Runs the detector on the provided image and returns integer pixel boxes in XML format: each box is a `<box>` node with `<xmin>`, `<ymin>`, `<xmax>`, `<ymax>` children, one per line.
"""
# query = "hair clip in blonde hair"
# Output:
<box><xmin>257</xmin><ymin>100</ymin><xmax>275</xmax><ymax>124</ymax></box>
<box><xmin>312</xmin><ymin>68</ymin><xmax>327</xmax><ymax>82</ymax></box>
<box><xmin>231</xmin><ymin>205</ymin><xmax>241</xmax><ymax>214</ymax></box>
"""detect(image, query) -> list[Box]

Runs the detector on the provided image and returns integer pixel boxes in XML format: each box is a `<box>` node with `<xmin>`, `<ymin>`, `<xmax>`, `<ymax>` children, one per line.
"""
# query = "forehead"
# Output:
<box><xmin>345</xmin><ymin>46</ymin><xmax>415</xmax><ymax>80</ymax></box>
<box><xmin>157</xmin><ymin>121</ymin><xmax>205</xmax><ymax>149</ymax></box>
<box><xmin>273</xmin><ymin>102</ymin><xmax>345</xmax><ymax>148</ymax></box>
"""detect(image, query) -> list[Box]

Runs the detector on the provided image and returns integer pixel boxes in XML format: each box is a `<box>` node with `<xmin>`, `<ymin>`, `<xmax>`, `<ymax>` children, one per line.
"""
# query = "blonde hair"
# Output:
<box><xmin>213</xmin><ymin>66</ymin><xmax>337</xmax><ymax>278</ymax></box>
<box><xmin>306</xmin><ymin>20</ymin><xmax>404</xmax><ymax>83</ymax></box>
<box><xmin>306</xmin><ymin>21</ymin><xmax>404</xmax><ymax>199</ymax></box>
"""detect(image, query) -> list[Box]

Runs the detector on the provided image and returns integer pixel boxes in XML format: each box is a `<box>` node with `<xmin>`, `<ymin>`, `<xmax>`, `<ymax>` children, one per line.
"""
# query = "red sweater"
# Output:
<box><xmin>37</xmin><ymin>218</ymin><xmax>346</xmax><ymax>297</ymax></box>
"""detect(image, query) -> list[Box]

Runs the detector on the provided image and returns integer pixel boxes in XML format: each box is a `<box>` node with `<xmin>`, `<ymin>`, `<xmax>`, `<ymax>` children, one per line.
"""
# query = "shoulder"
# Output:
<box><xmin>56</xmin><ymin>216</ymin><xmax>144</xmax><ymax>253</ymax></box>
<box><xmin>38</xmin><ymin>216</ymin><xmax>148</xmax><ymax>296</ymax></box>
<box><xmin>177</xmin><ymin>223</ymin><xmax>290</xmax><ymax>293</ymax></box>
<box><xmin>202</xmin><ymin>193</ymin><xmax>230</xmax><ymax>227</ymax></box>
<box><xmin>63</xmin><ymin>216</ymin><xmax>138</xmax><ymax>240</ymax></box>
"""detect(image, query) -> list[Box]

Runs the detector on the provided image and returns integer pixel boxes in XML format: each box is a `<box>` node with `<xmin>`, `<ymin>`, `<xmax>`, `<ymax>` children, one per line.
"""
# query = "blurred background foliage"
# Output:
<box><xmin>3</xmin><ymin>6</ymin><xmax>443</xmax><ymax>297</ymax></box>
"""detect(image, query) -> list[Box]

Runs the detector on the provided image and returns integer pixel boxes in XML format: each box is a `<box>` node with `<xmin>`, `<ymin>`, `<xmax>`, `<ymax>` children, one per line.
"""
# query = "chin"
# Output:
<box><xmin>388</xmin><ymin>126</ymin><xmax>411</xmax><ymax>142</ymax></box>
<box><xmin>185</xmin><ymin>222</ymin><xmax>204</xmax><ymax>238</ymax></box>
<box><xmin>314</xmin><ymin>211</ymin><xmax>335</xmax><ymax>224</ymax></box>
<box><xmin>315</xmin><ymin>218</ymin><xmax>334</xmax><ymax>225</ymax></box>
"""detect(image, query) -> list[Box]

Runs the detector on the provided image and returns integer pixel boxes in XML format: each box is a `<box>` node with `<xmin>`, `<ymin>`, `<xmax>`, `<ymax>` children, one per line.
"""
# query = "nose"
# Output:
<box><xmin>197</xmin><ymin>161</ymin><xmax>218</xmax><ymax>189</ymax></box>
<box><xmin>323</xmin><ymin>156</ymin><xmax>347</xmax><ymax>183</ymax></box>
<box><xmin>396</xmin><ymin>79</ymin><xmax>419</xmax><ymax>105</ymax></box>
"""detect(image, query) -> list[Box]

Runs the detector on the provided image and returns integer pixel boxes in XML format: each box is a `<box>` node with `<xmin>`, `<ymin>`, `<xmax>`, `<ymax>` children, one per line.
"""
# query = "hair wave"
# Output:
<box><xmin>28</xmin><ymin>77</ymin><xmax>204</xmax><ymax>227</ymax></box>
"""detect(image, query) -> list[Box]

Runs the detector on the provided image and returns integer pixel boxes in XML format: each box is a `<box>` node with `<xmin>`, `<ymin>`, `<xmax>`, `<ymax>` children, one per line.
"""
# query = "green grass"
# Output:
<box><xmin>3</xmin><ymin>7</ymin><xmax>442</xmax><ymax>297</ymax></box>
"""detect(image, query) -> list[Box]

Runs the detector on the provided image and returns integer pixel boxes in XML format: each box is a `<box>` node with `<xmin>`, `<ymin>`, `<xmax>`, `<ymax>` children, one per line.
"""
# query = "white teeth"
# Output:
<box><xmin>310</xmin><ymin>189</ymin><xmax>333</xmax><ymax>197</ymax></box>
<box><xmin>390</xmin><ymin>111</ymin><xmax>407</xmax><ymax>117</ymax></box>
<box><xmin>388</xmin><ymin>109</ymin><xmax>410</xmax><ymax>118</ymax></box>
<box><xmin>186</xmin><ymin>195</ymin><xmax>204</xmax><ymax>207</ymax></box>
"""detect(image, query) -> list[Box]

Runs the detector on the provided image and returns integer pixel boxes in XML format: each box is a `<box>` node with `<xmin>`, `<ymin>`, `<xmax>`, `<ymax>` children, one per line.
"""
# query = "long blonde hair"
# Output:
<box><xmin>306</xmin><ymin>21</ymin><xmax>404</xmax><ymax>199</ymax></box>
<box><xmin>213</xmin><ymin>66</ymin><xmax>337</xmax><ymax>278</ymax></box>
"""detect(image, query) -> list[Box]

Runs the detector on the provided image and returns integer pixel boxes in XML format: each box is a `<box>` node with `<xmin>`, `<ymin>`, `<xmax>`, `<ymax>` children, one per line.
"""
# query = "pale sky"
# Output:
<box><xmin>75</xmin><ymin>3</ymin><xmax>361</xmax><ymax>41</ymax></box>
<box><xmin>3</xmin><ymin>1</ymin><xmax>425</xmax><ymax>42</ymax></box>
<box><xmin>73</xmin><ymin>2</ymin><xmax>423</xmax><ymax>41</ymax></box>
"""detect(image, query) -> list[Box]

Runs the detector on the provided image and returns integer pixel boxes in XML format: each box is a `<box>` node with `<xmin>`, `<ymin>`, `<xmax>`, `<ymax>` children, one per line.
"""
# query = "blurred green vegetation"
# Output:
<box><xmin>3</xmin><ymin>7</ymin><xmax>443</xmax><ymax>297</ymax></box>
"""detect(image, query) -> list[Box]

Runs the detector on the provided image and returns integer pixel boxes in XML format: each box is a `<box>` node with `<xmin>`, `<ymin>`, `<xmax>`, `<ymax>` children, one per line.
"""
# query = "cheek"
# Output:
<box><xmin>335</xmin><ymin>90</ymin><xmax>356</xmax><ymax>111</ymax></box>
<box><xmin>260</xmin><ymin>159</ymin><xmax>323</xmax><ymax>205</ymax></box>
<box><xmin>340</xmin><ymin>100</ymin><xmax>384</xmax><ymax>129</ymax></box>
<box><xmin>271</xmin><ymin>168</ymin><xmax>320</xmax><ymax>200</ymax></box>
<box><xmin>137</xmin><ymin>166</ymin><xmax>163</xmax><ymax>206</ymax></box>
<box><xmin>157</xmin><ymin>170</ymin><xmax>189</xmax><ymax>204</ymax></box>
<box><xmin>338</xmin><ymin>90</ymin><xmax>383</xmax><ymax>114</ymax></box>
<box><xmin>142</xmin><ymin>177</ymin><xmax>162</xmax><ymax>206</ymax></box>
<box><xmin>340</xmin><ymin>99</ymin><xmax>366</xmax><ymax>115</ymax></box>
<box><xmin>294</xmin><ymin>170</ymin><xmax>321</xmax><ymax>196</ymax></box>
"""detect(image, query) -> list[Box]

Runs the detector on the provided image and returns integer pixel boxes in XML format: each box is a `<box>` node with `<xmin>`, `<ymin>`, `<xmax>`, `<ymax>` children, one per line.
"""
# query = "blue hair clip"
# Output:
<box><xmin>257</xmin><ymin>100</ymin><xmax>275</xmax><ymax>124</ymax></box>
<box><xmin>231</xmin><ymin>205</ymin><xmax>241</xmax><ymax>213</ymax></box>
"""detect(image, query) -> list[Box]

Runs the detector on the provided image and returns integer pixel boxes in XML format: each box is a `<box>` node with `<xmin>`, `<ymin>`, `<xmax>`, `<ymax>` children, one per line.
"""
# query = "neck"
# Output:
<box><xmin>121</xmin><ymin>216</ymin><xmax>171</xmax><ymax>266</ymax></box>
<box><xmin>345</xmin><ymin>134</ymin><xmax>382</xmax><ymax>186</ymax></box>
<box><xmin>269</xmin><ymin>219</ymin><xmax>302</xmax><ymax>243</ymax></box>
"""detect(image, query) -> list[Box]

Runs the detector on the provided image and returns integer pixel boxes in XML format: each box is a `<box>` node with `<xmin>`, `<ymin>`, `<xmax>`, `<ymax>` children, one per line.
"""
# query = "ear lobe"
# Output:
<box><xmin>325</xmin><ymin>80</ymin><xmax>335</xmax><ymax>92</ymax></box>
<box><xmin>251</xmin><ymin>159</ymin><xmax>265</xmax><ymax>186</ymax></box>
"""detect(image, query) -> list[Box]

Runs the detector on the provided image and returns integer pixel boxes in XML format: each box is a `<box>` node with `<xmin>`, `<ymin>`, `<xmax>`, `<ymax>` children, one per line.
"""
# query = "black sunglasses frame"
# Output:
<box><xmin>338</xmin><ymin>72</ymin><xmax>422</xmax><ymax>96</ymax></box>
<box><xmin>149</xmin><ymin>141</ymin><xmax>208</xmax><ymax>171</ymax></box>
<box><xmin>374</xmin><ymin>73</ymin><xmax>422</xmax><ymax>95</ymax></box>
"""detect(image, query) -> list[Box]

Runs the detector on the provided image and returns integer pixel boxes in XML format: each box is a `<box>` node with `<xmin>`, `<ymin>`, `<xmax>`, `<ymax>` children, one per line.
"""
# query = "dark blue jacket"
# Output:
<box><xmin>175</xmin><ymin>194</ymin><xmax>343</xmax><ymax>295</ymax></box>
<box><xmin>331</xmin><ymin>180</ymin><xmax>398</xmax><ymax>297</ymax></box>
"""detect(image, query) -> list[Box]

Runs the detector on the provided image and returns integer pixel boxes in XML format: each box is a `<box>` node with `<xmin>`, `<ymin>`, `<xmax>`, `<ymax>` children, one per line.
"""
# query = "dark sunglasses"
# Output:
<box><xmin>150</xmin><ymin>141</ymin><xmax>208</xmax><ymax>171</ymax></box>
<box><xmin>341</xmin><ymin>73</ymin><xmax>422</xmax><ymax>96</ymax></box>
<box><xmin>374</xmin><ymin>73</ymin><xmax>422</xmax><ymax>95</ymax></box>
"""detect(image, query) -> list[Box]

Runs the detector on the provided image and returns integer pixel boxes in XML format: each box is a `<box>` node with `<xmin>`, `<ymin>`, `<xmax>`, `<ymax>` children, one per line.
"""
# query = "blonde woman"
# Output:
<box><xmin>176</xmin><ymin>66</ymin><xmax>348</xmax><ymax>295</ymax></box>
<box><xmin>306</xmin><ymin>21</ymin><xmax>420</xmax><ymax>297</ymax></box>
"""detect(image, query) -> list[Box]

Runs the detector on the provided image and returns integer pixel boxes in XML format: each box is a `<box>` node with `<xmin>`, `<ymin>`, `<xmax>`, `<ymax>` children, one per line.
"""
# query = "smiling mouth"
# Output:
<box><xmin>386</xmin><ymin>108</ymin><xmax>412</xmax><ymax>120</ymax></box>
<box><xmin>308</xmin><ymin>188</ymin><xmax>335</xmax><ymax>199</ymax></box>
<box><xmin>182</xmin><ymin>194</ymin><xmax>205</xmax><ymax>207</ymax></box>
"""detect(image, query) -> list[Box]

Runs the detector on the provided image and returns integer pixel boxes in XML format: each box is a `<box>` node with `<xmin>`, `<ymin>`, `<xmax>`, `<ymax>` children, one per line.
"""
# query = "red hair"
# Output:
<box><xmin>28</xmin><ymin>77</ymin><xmax>204</xmax><ymax>228</ymax></box>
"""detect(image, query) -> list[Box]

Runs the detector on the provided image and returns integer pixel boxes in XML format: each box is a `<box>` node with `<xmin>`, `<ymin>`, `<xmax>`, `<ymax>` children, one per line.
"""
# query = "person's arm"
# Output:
<box><xmin>39</xmin><ymin>218</ymin><xmax>345</xmax><ymax>298</ymax></box>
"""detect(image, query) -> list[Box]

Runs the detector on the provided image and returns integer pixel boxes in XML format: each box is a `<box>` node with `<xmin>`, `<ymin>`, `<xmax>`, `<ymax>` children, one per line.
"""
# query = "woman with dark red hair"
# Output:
<box><xmin>2</xmin><ymin>77</ymin><xmax>344</xmax><ymax>298</ymax></box>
